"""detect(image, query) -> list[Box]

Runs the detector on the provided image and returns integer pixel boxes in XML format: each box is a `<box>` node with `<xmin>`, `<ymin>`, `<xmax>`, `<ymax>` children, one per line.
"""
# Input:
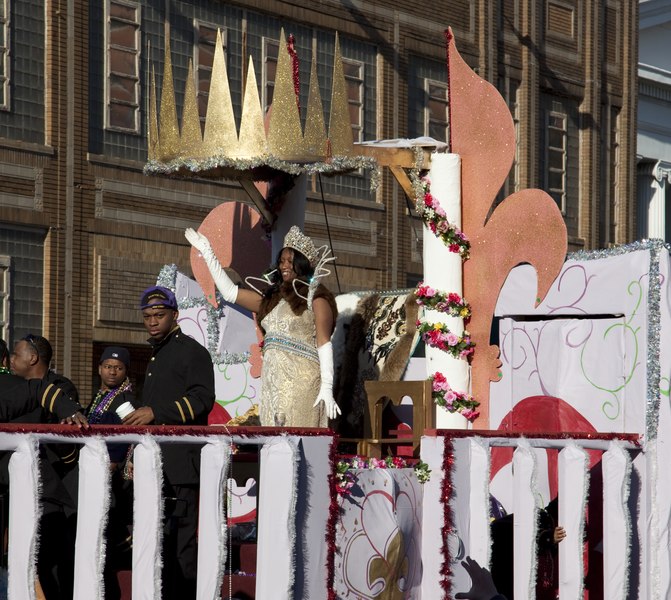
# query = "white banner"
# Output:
<box><xmin>73</xmin><ymin>439</ymin><xmax>111</xmax><ymax>600</ymax></box>
<box><xmin>131</xmin><ymin>438</ymin><xmax>164</xmax><ymax>600</ymax></box>
<box><xmin>602</xmin><ymin>441</ymin><xmax>632</xmax><ymax>600</ymax></box>
<box><xmin>196</xmin><ymin>438</ymin><xmax>232</xmax><ymax>600</ymax></box>
<box><xmin>558</xmin><ymin>443</ymin><xmax>589</xmax><ymax>600</ymax></box>
<box><xmin>512</xmin><ymin>440</ymin><xmax>538</xmax><ymax>600</ymax></box>
<box><xmin>7</xmin><ymin>437</ymin><xmax>40</xmax><ymax>600</ymax></box>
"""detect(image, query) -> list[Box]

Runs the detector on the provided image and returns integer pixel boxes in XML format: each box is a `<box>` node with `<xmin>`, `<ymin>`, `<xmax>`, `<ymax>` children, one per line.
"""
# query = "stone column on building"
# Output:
<box><xmin>637</xmin><ymin>160</ymin><xmax>671</xmax><ymax>240</ymax></box>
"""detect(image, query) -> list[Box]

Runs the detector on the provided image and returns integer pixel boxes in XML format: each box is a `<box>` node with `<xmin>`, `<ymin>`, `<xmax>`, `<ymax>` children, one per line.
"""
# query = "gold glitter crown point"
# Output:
<box><xmin>283</xmin><ymin>226</ymin><xmax>319</xmax><ymax>267</ymax></box>
<box><xmin>147</xmin><ymin>28</ymin><xmax>354</xmax><ymax>170</ymax></box>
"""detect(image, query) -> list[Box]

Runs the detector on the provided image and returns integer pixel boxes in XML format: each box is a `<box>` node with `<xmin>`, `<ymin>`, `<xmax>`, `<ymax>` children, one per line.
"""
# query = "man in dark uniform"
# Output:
<box><xmin>4</xmin><ymin>334</ymin><xmax>87</xmax><ymax>599</ymax></box>
<box><xmin>124</xmin><ymin>286</ymin><xmax>215</xmax><ymax>599</ymax></box>
<box><xmin>1</xmin><ymin>336</ymin><xmax>85</xmax><ymax>422</ymax></box>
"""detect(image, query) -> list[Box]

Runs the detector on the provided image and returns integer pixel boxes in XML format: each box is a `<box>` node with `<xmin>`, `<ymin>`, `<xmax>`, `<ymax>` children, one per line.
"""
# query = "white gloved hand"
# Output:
<box><xmin>313</xmin><ymin>342</ymin><xmax>341</xmax><ymax>420</ymax></box>
<box><xmin>185</xmin><ymin>228</ymin><xmax>238</xmax><ymax>303</ymax></box>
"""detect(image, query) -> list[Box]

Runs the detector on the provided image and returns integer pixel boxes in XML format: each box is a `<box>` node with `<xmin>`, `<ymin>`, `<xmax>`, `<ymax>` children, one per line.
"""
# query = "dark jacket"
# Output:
<box><xmin>0</xmin><ymin>371</ymin><xmax>83</xmax><ymax>512</ymax></box>
<box><xmin>0</xmin><ymin>371</ymin><xmax>81</xmax><ymax>422</ymax></box>
<box><xmin>140</xmin><ymin>327</ymin><xmax>215</xmax><ymax>485</ymax></box>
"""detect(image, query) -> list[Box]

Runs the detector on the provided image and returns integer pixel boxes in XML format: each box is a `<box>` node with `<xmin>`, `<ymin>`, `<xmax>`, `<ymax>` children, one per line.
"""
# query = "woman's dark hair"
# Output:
<box><xmin>263</xmin><ymin>248</ymin><xmax>315</xmax><ymax>298</ymax></box>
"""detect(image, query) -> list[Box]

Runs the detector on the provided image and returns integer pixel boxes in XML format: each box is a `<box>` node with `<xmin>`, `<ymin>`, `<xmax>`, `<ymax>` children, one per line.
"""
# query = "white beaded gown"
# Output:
<box><xmin>259</xmin><ymin>298</ymin><xmax>327</xmax><ymax>427</ymax></box>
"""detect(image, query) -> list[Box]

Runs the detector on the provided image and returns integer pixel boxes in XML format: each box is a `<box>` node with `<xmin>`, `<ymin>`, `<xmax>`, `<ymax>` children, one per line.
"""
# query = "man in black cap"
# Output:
<box><xmin>88</xmin><ymin>346</ymin><xmax>134</xmax><ymax>425</ymax></box>
<box><xmin>124</xmin><ymin>285</ymin><xmax>215</xmax><ymax>599</ymax></box>
<box><xmin>85</xmin><ymin>345</ymin><xmax>136</xmax><ymax>594</ymax></box>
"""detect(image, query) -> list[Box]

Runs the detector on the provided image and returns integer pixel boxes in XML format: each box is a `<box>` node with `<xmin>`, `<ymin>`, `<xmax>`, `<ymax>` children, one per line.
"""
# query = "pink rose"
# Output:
<box><xmin>445</xmin><ymin>332</ymin><xmax>459</xmax><ymax>346</ymax></box>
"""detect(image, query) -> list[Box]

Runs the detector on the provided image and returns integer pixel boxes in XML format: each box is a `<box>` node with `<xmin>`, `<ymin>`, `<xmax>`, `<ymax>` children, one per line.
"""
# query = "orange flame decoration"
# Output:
<box><xmin>447</xmin><ymin>29</ymin><xmax>568</xmax><ymax>428</ymax></box>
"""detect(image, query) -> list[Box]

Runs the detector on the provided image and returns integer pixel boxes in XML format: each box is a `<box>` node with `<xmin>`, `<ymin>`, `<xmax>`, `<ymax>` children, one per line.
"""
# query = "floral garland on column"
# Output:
<box><xmin>414</xmin><ymin>177</ymin><xmax>470</xmax><ymax>258</ymax></box>
<box><xmin>334</xmin><ymin>456</ymin><xmax>432</xmax><ymax>496</ymax></box>
<box><xmin>413</xmin><ymin>174</ymin><xmax>480</xmax><ymax>422</ymax></box>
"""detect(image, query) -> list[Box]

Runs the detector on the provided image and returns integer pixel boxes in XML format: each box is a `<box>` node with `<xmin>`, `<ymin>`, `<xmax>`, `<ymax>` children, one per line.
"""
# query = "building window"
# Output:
<box><xmin>498</xmin><ymin>76</ymin><xmax>520</xmax><ymax>199</ymax></box>
<box><xmin>262</xmin><ymin>37</ymin><xmax>279</xmax><ymax>116</ymax></box>
<box><xmin>0</xmin><ymin>256</ymin><xmax>9</xmax><ymax>342</ymax></box>
<box><xmin>0</xmin><ymin>0</ymin><xmax>9</xmax><ymax>110</ymax></box>
<box><xmin>424</xmin><ymin>79</ymin><xmax>448</xmax><ymax>142</ymax></box>
<box><xmin>195</xmin><ymin>21</ymin><xmax>226</xmax><ymax>123</ymax></box>
<box><xmin>343</xmin><ymin>58</ymin><xmax>364</xmax><ymax>142</ymax></box>
<box><xmin>546</xmin><ymin>110</ymin><xmax>567</xmax><ymax>211</ymax></box>
<box><xmin>106</xmin><ymin>0</ymin><xmax>141</xmax><ymax>133</ymax></box>
<box><xmin>610</xmin><ymin>108</ymin><xmax>620</xmax><ymax>241</ymax></box>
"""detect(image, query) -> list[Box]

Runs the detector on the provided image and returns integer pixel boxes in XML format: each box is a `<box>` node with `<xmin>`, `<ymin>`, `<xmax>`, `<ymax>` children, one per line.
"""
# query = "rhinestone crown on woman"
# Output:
<box><xmin>284</xmin><ymin>226</ymin><xmax>319</xmax><ymax>267</ymax></box>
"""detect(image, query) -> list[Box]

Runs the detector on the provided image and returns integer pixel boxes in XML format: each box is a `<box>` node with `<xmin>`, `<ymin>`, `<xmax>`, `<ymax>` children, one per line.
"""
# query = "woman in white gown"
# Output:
<box><xmin>185</xmin><ymin>226</ymin><xmax>340</xmax><ymax>427</ymax></box>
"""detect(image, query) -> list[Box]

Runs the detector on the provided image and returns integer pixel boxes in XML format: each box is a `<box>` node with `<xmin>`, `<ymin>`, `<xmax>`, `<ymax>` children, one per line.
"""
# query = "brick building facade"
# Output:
<box><xmin>0</xmin><ymin>0</ymin><xmax>637</xmax><ymax>400</ymax></box>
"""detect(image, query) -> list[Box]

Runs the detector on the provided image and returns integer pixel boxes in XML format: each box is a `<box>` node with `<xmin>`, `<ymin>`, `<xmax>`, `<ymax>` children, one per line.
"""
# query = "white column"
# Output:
<box><xmin>424</xmin><ymin>153</ymin><xmax>470</xmax><ymax>428</ymax></box>
<box><xmin>637</xmin><ymin>160</ymin><xmax>671</xmax><ymax>240</ymax></box>
<box><xmin>271</xmin><ymin>173</ymin><xmax>308</xmax><ymax>259</ymax></box>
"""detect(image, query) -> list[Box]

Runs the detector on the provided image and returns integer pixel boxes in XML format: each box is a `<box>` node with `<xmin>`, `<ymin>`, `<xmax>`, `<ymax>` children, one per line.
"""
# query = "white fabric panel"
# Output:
<box><xmin>602</xmin><ymin>441</ymin><xmax>631</xmax><ymax>600</ymax></box>
<box><xmin>512</xmin><ymin>440</ymin><xmax>538</xmax><ymax>600</ymax></box>
<box><xmin>468</xmin><ymin>438</ymin><xmax>491</xmax><ymax>566</ymax></box>
<box><xmin>496</xmin><ymin>250</ymin><xmax>653</xmax><ymax>316</ymax></box>
<box><xmin>7</xmin><ymin>437</ymin><xmax>40</xmax><ymax>600</ymax></box>
<box><xmin>652</xmin><ymin>437</ymin><xmax>670</xmax><ymax>600</ymax></box>
<box><xmin>492</xmin><ymin>249</ymin><xmax>652</xmax><ymax>437</ymax></box>
<box><xmin>494</xmin><ymin>317</ymin><xmax>627</xmax><ymax>432</ymax></box>
<box><xmin>654</xmin><ymin>250</ymin><xmax>671</xmax><ymax>600</ymax></box>
<box><xmin>132</xmin><ymin>438</ymin><xmax>164</xmax><ymax>600</ymax></box>
<box><xmin>449</xmin><ymin>438</ymin><xmax>474</xmax><ymax>594</ymax></box>
<box><xmin>419</xmin><ymin>435</ymin><xmax>446</xmax><ymax>599</ymax></box>
<box><xmin>334</xmin><ymin>468</ymin><xmax>423</xmax><ymax>599</ymax></box>
<box><xmin>294</xmin><ymin>436</ymin><xmax>333</xmax><ymax>599</ymax></box>
<box><xmin>196</xmin><ymin>439</ymin><xmax>232</xmax><ymax>600</ymax></box>
<box><xmin>256</xmin><ymin>438</ymin><xmax>298</xmax><ymax>600</ymax></box>
<box><xmin>73</xmin><ymin>439</ymin><xmax>111</xmax><ymax>600</ymax></box>
<box><xmin>558</xmin><ymin>443</ymin><xmax>589</xmax><ymax>600</ymax></box>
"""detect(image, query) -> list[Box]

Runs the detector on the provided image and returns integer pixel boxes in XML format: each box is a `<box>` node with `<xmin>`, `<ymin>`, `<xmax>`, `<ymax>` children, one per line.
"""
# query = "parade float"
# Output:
<box><xmin>0</xmin><ymin>25</ymin><xmax>667</xmax><ymax>600</ymax></box>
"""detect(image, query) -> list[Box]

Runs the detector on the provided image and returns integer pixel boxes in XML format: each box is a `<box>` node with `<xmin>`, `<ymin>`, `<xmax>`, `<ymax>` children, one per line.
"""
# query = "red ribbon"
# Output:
<box><xmin>287</xmin><ymin>33</ymin><xmax>300</xmax><ymax>111</ymax></box>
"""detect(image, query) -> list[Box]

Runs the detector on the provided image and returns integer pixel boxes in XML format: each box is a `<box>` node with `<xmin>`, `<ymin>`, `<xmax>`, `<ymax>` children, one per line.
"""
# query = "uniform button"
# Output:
<box><xmin>147</xmin><ymin>373</ymin><xmax>152</xmax><ymax>377</ymax></box>
<box><xmin>151</xmin><ymin>357</ymin><xmax>155</xmax><ymax>361</ymax></box>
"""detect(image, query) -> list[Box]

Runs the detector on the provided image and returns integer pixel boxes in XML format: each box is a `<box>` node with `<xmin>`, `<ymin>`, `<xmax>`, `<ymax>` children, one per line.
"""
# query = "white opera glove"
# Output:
<box><xmin>313</xmin><ymin>342</ymin><xmax>341</xmax><ymax>420</ymax></box>
<box><xmin>185</xmin><ymin>228</ymin><xmax>238</xmax><ymax>303</ymax></box>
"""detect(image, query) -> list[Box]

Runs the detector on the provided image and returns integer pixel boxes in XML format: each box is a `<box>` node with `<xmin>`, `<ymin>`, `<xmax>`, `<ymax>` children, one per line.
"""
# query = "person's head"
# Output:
<box><xmin>10</xmin><ymin>334</ymin><xmax>52</xmax><ymax>379</ymax></box>
<box><xmin>274</xmin><ymin>226</ymin><xmax>318</xmax><ymax>284</ymax></box>
<box><xmin>98</xmin><ymin>346</ymin><xmax>130</xmax><ymax>390</ymax></box>
<box><xmin>277</xmin><ymin>247</ymin><xmax>314</xmax><ymax>283</ymax></box>
<box><xmin>0</xmin><ymin>338</ymin><xmax>9</xmax><ymax>370</ymax></box>
<box><xmin>139</xmin><ymin>285</ymin><xmax>179</xmax><ymax>342</ymax></box>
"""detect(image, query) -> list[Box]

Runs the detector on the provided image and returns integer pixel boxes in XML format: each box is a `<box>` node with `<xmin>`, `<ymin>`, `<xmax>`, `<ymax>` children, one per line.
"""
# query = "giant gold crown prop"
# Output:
<box><xmin>145</xmin><ymin>29</ymin><xmax>375</xmax><ymax>180</ymax></box>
